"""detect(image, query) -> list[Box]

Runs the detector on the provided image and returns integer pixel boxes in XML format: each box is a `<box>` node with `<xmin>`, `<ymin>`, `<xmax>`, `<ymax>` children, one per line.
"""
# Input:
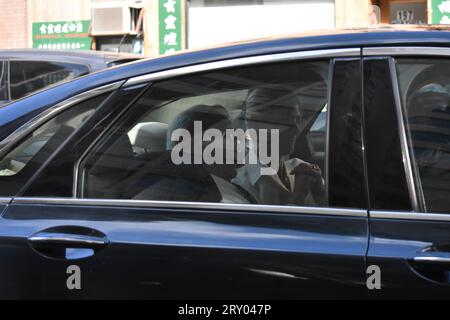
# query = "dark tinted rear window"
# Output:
<box><xmin>9</xmin><ymin>60</ymin><xmax>89</xmax><ymax>100</ymax></box>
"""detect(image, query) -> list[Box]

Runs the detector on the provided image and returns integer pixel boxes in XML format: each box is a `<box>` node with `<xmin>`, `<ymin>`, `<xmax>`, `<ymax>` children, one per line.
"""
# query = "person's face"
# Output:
<box><xmin>244</xmin><ymin>98</ymin><xmax>302</xmax><ymax>156</ymax></box>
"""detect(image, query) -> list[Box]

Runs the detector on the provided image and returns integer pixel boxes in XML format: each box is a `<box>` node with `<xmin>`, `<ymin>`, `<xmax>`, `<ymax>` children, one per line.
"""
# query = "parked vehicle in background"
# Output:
<box><xmin>0</xmin><ymin>49</ymin><xmax>143</xmax><ymax>105</ymax></box>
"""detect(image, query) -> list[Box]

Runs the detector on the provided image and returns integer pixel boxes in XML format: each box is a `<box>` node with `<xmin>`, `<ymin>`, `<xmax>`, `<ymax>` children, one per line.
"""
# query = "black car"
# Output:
<box><xmin>0</xmin><ymin>26</ymin><xmax>449</xmax><ymax>299</ymax></box>
<box><xmin>0</xmin><ymin>49</ymin><xmax>142</xmax><ymax>105</ymax></box>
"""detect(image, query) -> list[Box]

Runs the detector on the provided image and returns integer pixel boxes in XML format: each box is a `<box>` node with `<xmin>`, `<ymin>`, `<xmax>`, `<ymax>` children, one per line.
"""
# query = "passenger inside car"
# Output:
<box><xmin>232</xmin><ymin>84</ymin><xmax>326</xmax><ymax>206</ymax></box>
<box><xmin>129</xmin><ymin>104</ymin><xmax>254</xmax><ymax>203</ymax></box>
<box><xmin>80</xmin><ymin>61</ymin><xmax>329</xmax><ymax>207</ymax></box>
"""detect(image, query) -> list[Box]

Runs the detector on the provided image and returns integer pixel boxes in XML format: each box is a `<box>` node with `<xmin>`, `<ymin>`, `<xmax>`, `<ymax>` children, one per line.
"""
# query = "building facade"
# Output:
<box><xmin>0</xmin><ymin>0</ymin><xmax>448</xmax><ymax>56</ymax></box>
<box><xmin>0</xmin><ymin>0</ymin><xmax>28</xmax><ymax>49</ymax></box>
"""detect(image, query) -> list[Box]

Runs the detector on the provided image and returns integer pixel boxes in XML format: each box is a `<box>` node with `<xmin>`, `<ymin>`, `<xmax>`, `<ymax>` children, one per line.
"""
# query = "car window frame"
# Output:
<box><xmin>363</xmin><ymin>46</ymin><xmax>450</xmax><ymax>219</ymax></box>
<box><xmin>68</xmin><ymin>48</ymin><xmax>368</xmax><ymax>217</ymax></box>
<box><xmin>0</xmin><ymin>60</ymin><xmax>9</xmax><ymax>102</ymax></box>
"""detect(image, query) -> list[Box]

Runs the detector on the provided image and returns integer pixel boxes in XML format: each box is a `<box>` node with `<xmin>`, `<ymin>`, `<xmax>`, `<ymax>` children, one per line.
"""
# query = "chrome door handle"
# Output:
<box><xmin>28</xmin><ymin>226</ymin><xmax>109</xmax><ymax>260</ymax></box>
<box><xmin>29</xmin><ymin>233</ymin><xmax>108</xmax><ymax>248</ymax></box>
<box><xmin>408</xmin><ymin>250</ymin><xmax>450</xmax><ymax>284</ymax></box>
<box><xmin>411</xmin><ymin>255</ymin><xmax>450</xmax><ymax>265</ymax></box>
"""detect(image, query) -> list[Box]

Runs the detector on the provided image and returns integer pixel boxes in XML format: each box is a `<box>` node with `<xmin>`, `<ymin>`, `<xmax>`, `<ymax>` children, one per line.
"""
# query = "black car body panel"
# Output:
<box><xmin>0</xmin><ymin>205</ymin><xmax>368</xmax><ymax>299</ymax></box>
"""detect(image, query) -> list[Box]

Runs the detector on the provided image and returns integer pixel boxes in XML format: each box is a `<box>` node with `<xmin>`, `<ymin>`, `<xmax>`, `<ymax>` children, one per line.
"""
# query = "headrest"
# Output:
<box><xmin>129</xmin><ymin>122</ymin><xmax>168</xmax><ymax>153</ymax></box>
<box><xmin>408</xmin><ymin>83</ymin><xmax>449</xmax><ymax>116</ymax></box>
<box><xmin>407</xmin><ymin>65</ymin><xmax>450</xmax><ymax>115</ymax></box>
<box><xmin>166</xmin><ymin>104</ymin><xmax>231</xmax><ymax>150</ymax></box>
<box><xmin>242</xmin><ymin>84</ymin><xmax>302</xmax><ymax>129</ymax></box>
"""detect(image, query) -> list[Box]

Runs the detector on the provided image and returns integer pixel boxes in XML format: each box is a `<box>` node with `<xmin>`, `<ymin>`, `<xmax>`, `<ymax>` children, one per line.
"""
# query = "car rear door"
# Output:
<box><xmin>364</xmin><ymin>48</ymin><xmax>450</xmax><ymax>299</ymax></box>
<box><xmin>0</xmin><ymin>49</ymin><xmax>369</xmax><ymax>299</ymax></box>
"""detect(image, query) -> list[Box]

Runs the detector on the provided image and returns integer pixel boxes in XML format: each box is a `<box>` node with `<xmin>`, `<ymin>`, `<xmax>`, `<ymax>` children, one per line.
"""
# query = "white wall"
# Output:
<box><xmin>187</xmin><ymin>1</ymin><xmax>335</xmax><ymax>48</ymax></box>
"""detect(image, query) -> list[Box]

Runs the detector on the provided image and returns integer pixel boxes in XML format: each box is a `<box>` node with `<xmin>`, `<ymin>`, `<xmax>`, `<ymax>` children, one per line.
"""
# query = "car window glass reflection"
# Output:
<box><xmin>0</xmin><ymin>94</ymin><xmax>108</xmax><ymax>196</ymax></box>
<box><xmin>397</xmin><ymin>58</ymin><xmax>450</xmax><ymax>213</ymax></box>
<box><xmin>9</xmin><ymin>60</ymin><xmax>89</xmax><ymax>100</ymax></box>
<box><xmin>0</xmin><ymin>61</ymin><xmax>7</xmax><ymax>102</ymax></box>
<box><xmin>80</xmin><ymin>61</ymin><xmax>330</xmax><ymax>207</ymax></box>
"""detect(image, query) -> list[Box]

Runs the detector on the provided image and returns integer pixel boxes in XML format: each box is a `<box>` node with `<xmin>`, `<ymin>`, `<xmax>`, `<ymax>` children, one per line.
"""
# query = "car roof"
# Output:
<box><xmin>65</xmin><ymin>27</ymin><xmax>450</xmax><ymax>84</ymax></box>
<box><xmin>2</xmin><ymin>27</ymin><xmax>450</xmax><ymax>141</ymax></box>
<box><xmin>169</xmin><ymin>24</ymin><xmax>450</xmax><ymax>55</ymax></box>
<box><xmin>0</xmin><ymin>49</ymin><xmax>144</xmax><ymax>71</ymax></box>
<box><xmin>3</xmin><ymin>26</ymin><xmax>449</xmax><ymax>74</ymax></box>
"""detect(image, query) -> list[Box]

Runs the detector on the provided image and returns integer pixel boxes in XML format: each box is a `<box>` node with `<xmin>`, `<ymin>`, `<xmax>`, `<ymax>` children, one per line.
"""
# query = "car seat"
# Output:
<box><xmin>129</xmin><ymin>104</ymin><xmax>254</xmax><ymax>203</ymax></box>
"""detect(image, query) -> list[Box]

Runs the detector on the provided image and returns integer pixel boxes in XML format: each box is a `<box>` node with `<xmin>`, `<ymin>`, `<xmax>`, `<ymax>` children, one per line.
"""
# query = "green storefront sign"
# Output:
<box><xmin>32</xmin><ymin>20</ymin><xmax>92</xmax><ymax>51</ymax></box>
<box><xmin>159</xmin><ymin>0</ymin><xmax>183</xmax><ymax>55</ymax></box>
<box><xmin>431</xmin><ymin>0</ymin><xmax>450</xmax><ymax>24</ymax></box>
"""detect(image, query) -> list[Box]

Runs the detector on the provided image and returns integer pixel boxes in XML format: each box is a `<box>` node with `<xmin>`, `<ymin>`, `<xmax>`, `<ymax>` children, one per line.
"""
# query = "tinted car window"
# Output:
<box><xmin>396</xmin><ymin>58</ymin><xmax>450</xmax><ymax>213</ymax></box>
<box><xmin>328</xmin><ymin>59</ymin><xmax>365</xmax><ymax>209</ymax></box>
<box><xmin>364</xmin><ymin>58</ymin><xmax>412</xmax><ymax>211</ymax></box>
<box><xmin>79</xmin><ymin>61</ymin><xmax>330</xmax><ymax>207</ymax></box>
<box><xmin>9</xmin><ymin>60</ymin><xmax>89</xmax><ymax>100</ymax></box>
<box><xmin>0</xmin><ymin>94</ymin><xmax>107</xmax><ymax>196</ymax></box>
<box><xmin>20</xmin><ymin>86</ymin><xmax>147</xmax><ymax>198</ymax></box>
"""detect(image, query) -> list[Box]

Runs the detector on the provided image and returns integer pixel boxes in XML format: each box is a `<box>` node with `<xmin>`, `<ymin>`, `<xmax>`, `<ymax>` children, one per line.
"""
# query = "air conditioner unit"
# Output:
<box><xmin>91</xmin><ymin>1</ymin><xmax>141</xmax><ymax>36</ymax></box>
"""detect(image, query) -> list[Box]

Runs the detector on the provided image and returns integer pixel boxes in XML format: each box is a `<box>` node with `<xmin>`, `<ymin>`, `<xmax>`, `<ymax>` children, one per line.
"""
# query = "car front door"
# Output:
<box><xmin>364</xmin><ymin>49</ymin><xmax>450</xmax><ymax>299</ymax></box>
<box><xmin>0</xmin><ymin>81</ymin><xmax>144</xmax><ymax>299</ymax></box>
<box><xmin>0</xmin><ymin>49</ymin><xmax>369</xmax><ymax>299</ymax></box>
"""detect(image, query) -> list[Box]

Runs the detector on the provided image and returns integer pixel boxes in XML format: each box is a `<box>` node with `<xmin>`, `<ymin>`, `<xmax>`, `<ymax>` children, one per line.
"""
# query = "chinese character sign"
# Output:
<box><xmin>32</xmin><ymin>20</ymin><xmax>92</xmax><ymax>51</ymax></box>
<box><xmin>432</xmin><ymin>0</ymin><xmax>450</xmax><ymax>24</ymax></box>
<box><xmin>159</xmin><ymin>0</ymin><xmax>183</xmax><ymax>54</ymax></box>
